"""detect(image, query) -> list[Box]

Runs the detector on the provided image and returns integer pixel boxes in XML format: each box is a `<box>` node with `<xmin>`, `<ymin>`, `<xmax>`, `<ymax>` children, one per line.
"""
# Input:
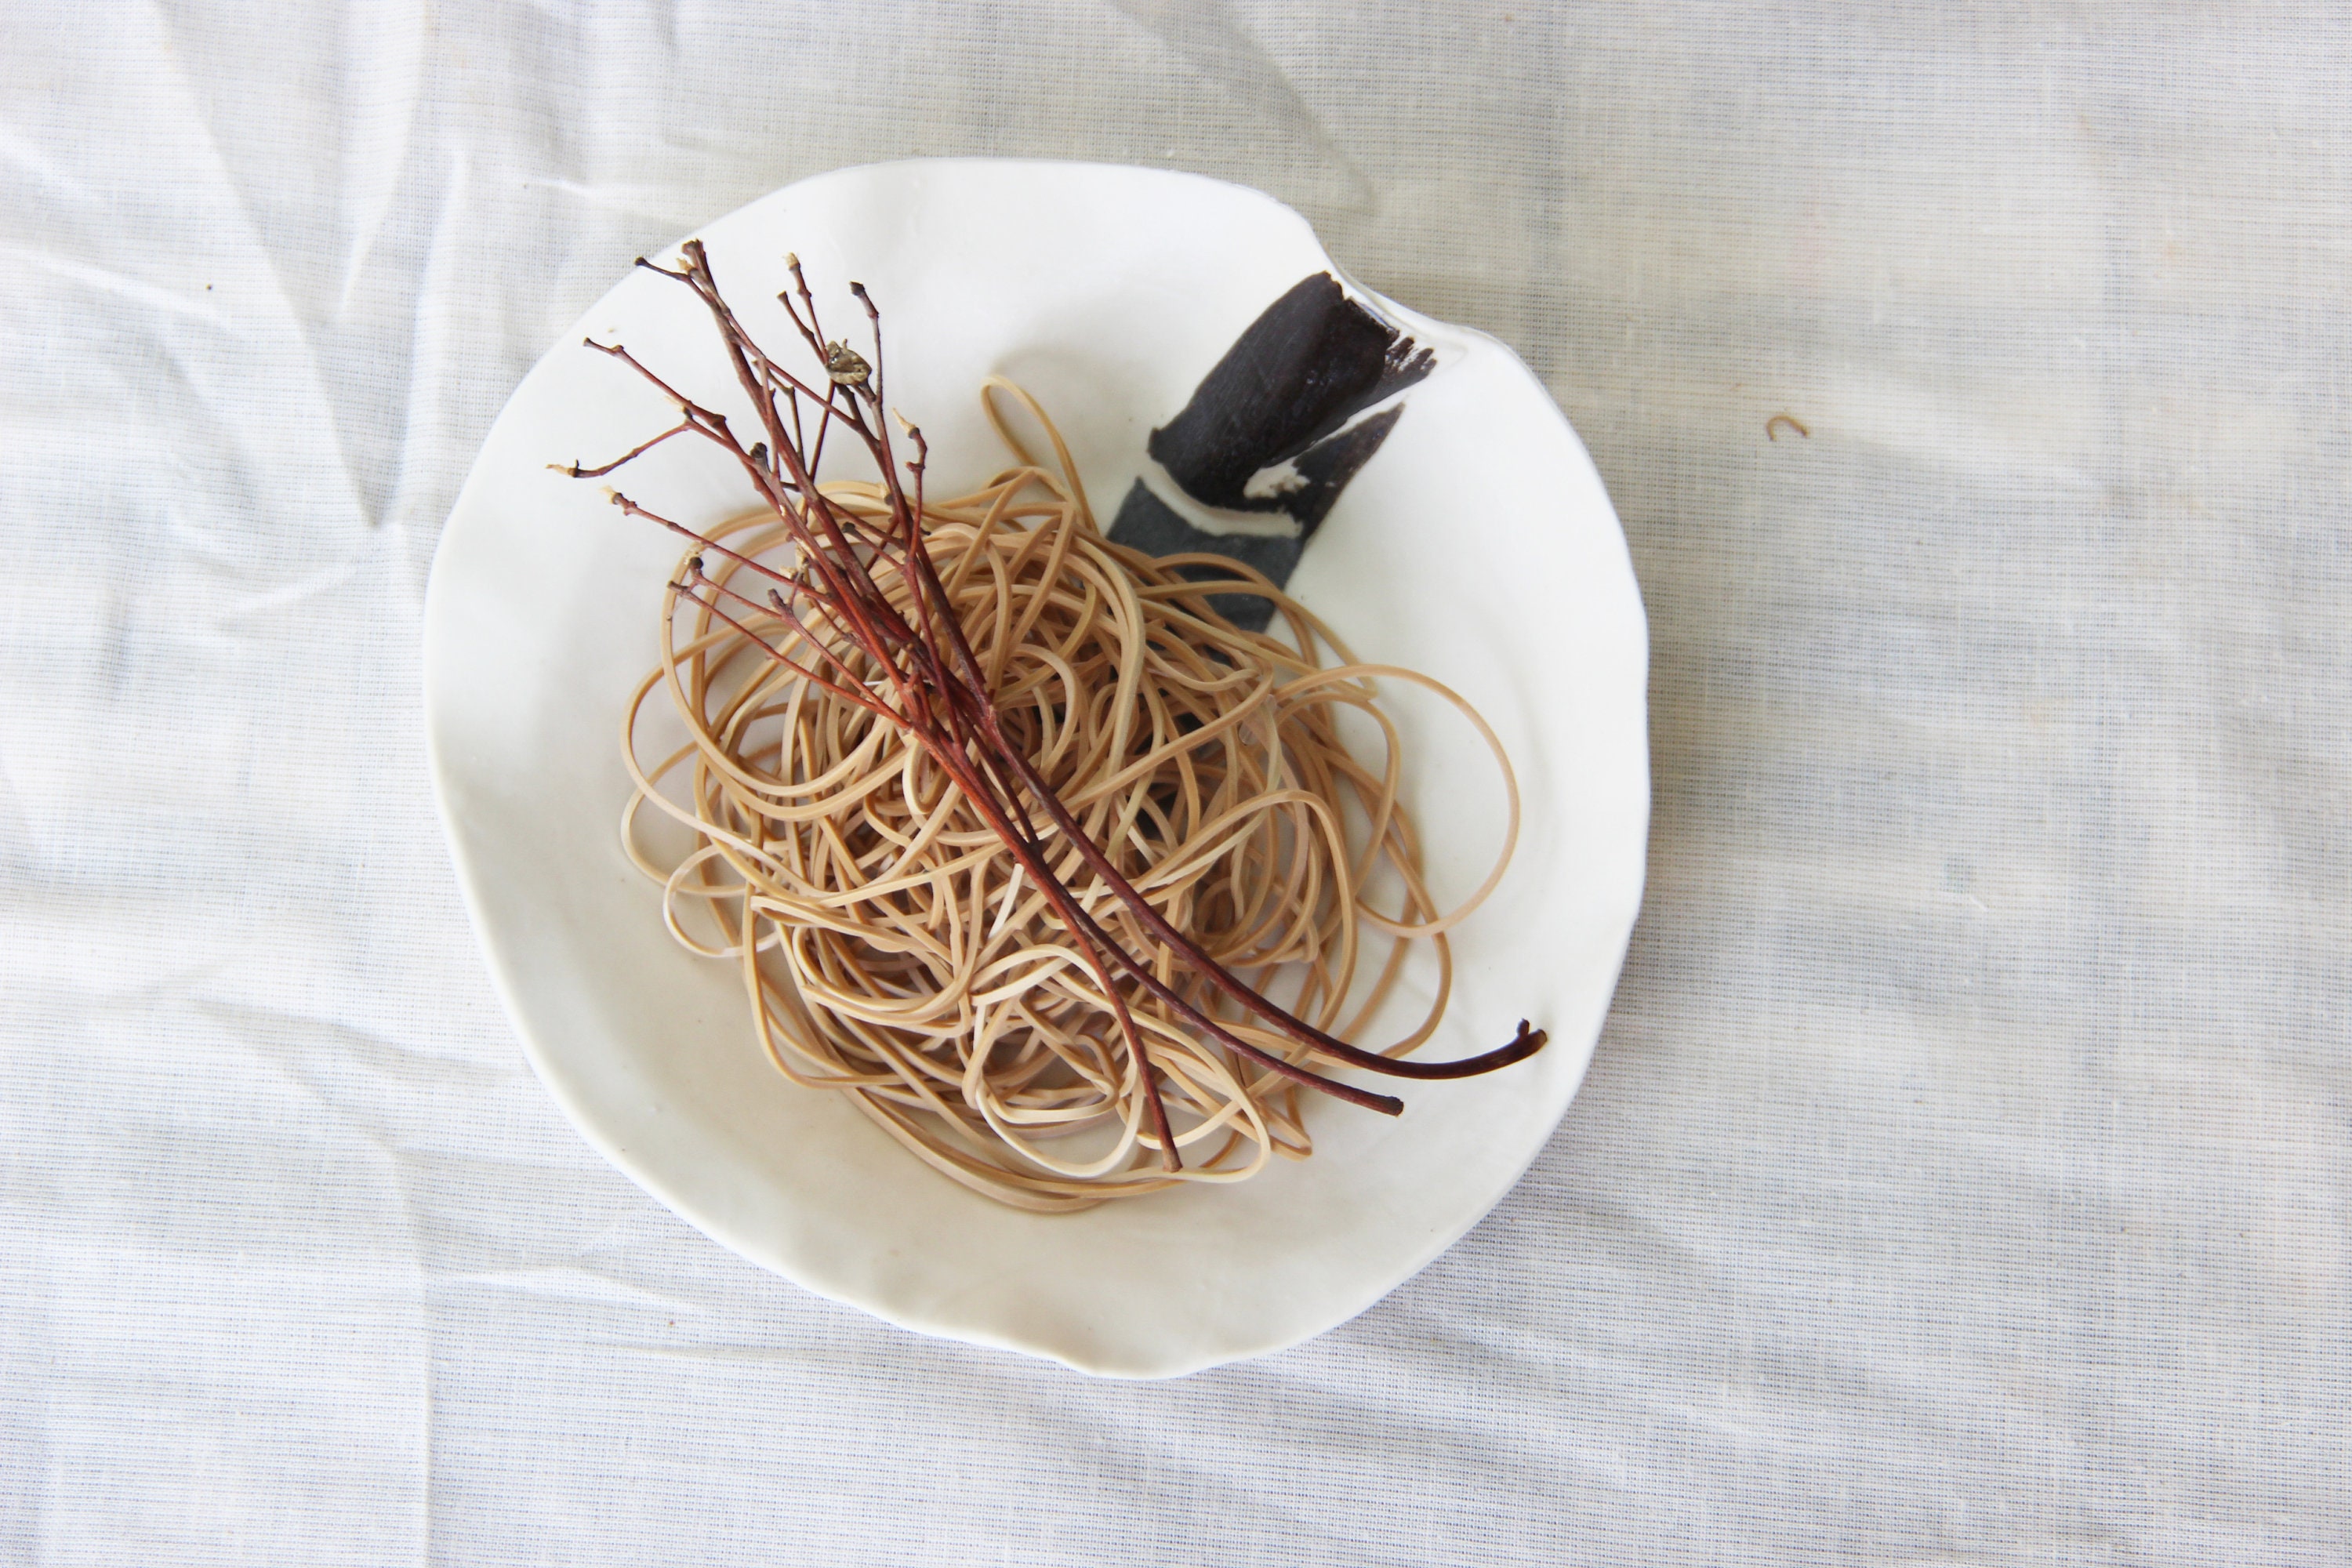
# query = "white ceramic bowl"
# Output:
<box><xmin>424</xmin><ymin>159</ymin><xmax>1648</xmax><ymax>1377</ymax></box>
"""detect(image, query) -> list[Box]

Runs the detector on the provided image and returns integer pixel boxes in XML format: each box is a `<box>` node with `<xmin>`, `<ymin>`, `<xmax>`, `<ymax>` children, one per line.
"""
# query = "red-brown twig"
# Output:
<box><xmin>568</xmin><ymin>240</ymin><xmax>1546</xmax><ymax>1169</ymax></box>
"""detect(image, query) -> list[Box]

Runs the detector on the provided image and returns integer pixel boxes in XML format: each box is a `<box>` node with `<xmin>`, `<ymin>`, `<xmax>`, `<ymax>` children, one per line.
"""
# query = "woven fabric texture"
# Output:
<box><xmin>2</xmin><ymin>2</ymin><xmax>2345</xmax><ymax>1563</ymax></box>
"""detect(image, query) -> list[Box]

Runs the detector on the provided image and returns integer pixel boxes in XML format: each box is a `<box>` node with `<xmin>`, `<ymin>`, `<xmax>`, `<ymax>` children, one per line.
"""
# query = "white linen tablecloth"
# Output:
<box><xmin>3</xmin><ymin>2</ymin><xmax>2344</xmax><ymax>1561</ymax></box>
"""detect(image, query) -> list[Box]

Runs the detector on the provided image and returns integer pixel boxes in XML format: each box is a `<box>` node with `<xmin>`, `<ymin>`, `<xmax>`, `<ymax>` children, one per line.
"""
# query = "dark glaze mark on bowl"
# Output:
<box><xmin>1109</xmin><ymin>273</ymin><xmax>1430</xmax><ymax>633</ymax></box>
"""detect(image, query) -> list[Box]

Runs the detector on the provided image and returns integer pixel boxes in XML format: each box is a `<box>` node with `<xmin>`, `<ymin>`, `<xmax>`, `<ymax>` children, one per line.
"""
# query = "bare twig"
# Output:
<box><xmin>564</xmin><ymin>238</ymin><xmax>1548</xmax><ymax>1167</ymax></box>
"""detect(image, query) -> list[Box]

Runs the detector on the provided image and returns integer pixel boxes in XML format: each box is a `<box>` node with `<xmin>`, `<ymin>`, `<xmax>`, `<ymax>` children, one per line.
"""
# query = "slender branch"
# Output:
<box><xmin>551</xmin><ymin>419</ymin><xmax>696</xmax><ymax>479</ymax></box>
<box><xmin>567</xmin><ymin>238</ymin><xmax>1546</xmax><ymax>1160</ymax></box>
<box><xmin>921</xmin><ymin>543</ymin><xmax>1546</xmax><ymax>1080</ymax></box>
<box><xmin>670</xmin><ymin>580</ymin><xmax>895</xmax><ymax>724</ymax></box>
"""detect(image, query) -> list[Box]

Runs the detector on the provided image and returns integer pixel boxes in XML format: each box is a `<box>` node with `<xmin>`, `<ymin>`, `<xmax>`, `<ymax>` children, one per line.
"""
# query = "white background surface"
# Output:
<box><xmin>2</xmin><ymin>2</ymin><xmax>2345</xmax><ymax>1563</ymax></box>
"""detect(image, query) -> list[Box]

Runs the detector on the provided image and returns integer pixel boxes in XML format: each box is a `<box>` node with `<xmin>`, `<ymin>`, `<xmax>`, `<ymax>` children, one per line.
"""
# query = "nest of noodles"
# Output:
<box><xmin>622</xmin><ymin>391</ymin><xmax>1514</xmax><ymax>1213</ymax></box>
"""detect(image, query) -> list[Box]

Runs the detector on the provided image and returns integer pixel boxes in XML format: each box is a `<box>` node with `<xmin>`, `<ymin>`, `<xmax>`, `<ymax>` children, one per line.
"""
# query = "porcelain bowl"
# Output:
<box><xmin>423</xmin><ymin>159</ymin><xmax>1648</xmax><ymax>1377</ymax></box>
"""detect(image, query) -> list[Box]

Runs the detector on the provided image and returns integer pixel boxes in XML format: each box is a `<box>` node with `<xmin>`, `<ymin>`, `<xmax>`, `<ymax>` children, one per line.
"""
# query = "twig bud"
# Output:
<box><xmin>823</xmin><ymin>341</ymin><xmax>871</xmax><ymax>387</ymax></box>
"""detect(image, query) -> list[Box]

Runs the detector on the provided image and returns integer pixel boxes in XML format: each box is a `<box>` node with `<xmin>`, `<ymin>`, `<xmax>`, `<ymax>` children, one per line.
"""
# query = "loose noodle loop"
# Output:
<box><xmin>622</xmin><ymin>388</ymin><xmax>1517</xmax><ymax>1212</ymax></box>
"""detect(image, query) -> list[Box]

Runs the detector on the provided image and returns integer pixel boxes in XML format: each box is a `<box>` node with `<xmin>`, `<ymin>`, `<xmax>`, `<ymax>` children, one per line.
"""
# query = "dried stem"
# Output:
<box><xmin>568</xmin><ymin>239</ymin><xmax>1546</xmax><ymax>1167</ymax></box>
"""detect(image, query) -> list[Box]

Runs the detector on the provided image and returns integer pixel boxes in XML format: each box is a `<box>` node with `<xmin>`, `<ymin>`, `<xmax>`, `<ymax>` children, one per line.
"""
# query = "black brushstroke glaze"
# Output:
<box><xmin>1281</xmin><ymin>404</ymin><xmax>1403</xmax><ymax>534</ymax></box>
<box><xmin>1108</xmin><ymin>481</ymin><xmax>1294</xmax><ymax>634</ymax></box>
<box><xmin>1147</xmin><ymin>273</ymin><xmax>1432</xmax><ymax>527</ymax></box>
<box><xmin>1109</xmin><ymin>274</ymin><xmax>1428</xmax><ymax>623</ymax></box>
